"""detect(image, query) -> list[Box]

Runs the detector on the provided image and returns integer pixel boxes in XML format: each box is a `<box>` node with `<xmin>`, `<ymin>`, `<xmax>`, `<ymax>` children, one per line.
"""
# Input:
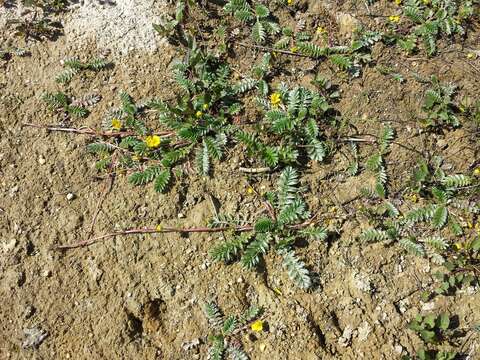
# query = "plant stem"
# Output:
<box><xmin>23</xmin><ymin>123</ymin><xmax>175</xmax><ymax>138</ymax></box>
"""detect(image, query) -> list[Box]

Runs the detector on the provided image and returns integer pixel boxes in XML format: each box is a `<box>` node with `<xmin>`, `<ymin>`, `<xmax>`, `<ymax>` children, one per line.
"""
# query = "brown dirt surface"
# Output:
<box><xmin>1</xmin><ymin>0</ymin><xmax>479</xmax><ymax>359</ymax></box>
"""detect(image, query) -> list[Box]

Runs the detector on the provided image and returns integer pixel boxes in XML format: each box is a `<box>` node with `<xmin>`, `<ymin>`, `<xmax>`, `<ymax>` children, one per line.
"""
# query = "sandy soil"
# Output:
<box><xmin>1</xmin><ymin>0</ymin><xmax>479</xmax><ymax>359</ymax></box>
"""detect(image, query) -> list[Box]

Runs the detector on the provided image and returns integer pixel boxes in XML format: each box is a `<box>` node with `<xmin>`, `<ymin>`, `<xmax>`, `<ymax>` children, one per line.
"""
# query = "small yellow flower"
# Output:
<box><xmin>473</xmin><ymin>167</ymin><xmax>480</xmax><ymax>176</ymax></box>
<box><xmin>388</xmin><ymin>15</ymin><xmax>400</xmax><ymax>23</ymax></box>
<box><xmin>405</xmin><ymin>193</ymin><xmax>418</xmax><ymax>203</ymax></box>
<box><xmin>202</xmin><ymin>103</ymin><xmax>209</xmax><ymax>110</ymax></box>
<box><xmin>145</xmin><ymin>135</ymin><xmax>161</xmax><ymax>149</ymax></box>
<box><xmin>453</xmin><ymin>242</ymin><xmax>464</xmax><ymax>251</ymax></box>
<box><xmin>195</xmin><ymin>111</ymin><xmax>203</xmax><ymax>118</ymax></box>
<box><xmin>251</xmin><ymin>320</ymin><xmax>264</xmax><ymax>332</ymax></box>
<box><xmin>290</xmin><ymin>46</ymin><xmax>298</xmax><ymax>53</ymax></box>
<box><xmin>287</xmin><ymin>0</ymin><xmax>293</xmax><ymax>5</ymax></box>
<box><xmin>111</xmin><ymin>118</ymin><xmax>122</xmax><ymax>130</ymax></box>
<box><xmin>395</xmin><ymin>0</ymin><xmax>402</xmax><ymax>5</ymax></box>
<box><xmin>316</xmin><ymin>26</ymin><xmax>326</xmax><ymax>34</ymax></box>
<box><xmin>467</xmin><ymin>53</ymin><xmax>476</xmax><ymax>59</ymax></box>
<box><xmin>270</xmin><ymin>92</ymin><xmax>282</xmax><ymax>106</ymax></box>
<box><xmin>422</xmin><ymin>0</ymin><xmax>430</xmax><ymax>4</ymax></box>
<box><xmin>246</xmin><ymin>186</ymin><xmax>255</xmax><ymax>195</ymax></box>
<box><xmin>156</xmin><ymin>224</ymin><xmax>163</xmax><ymax>232</ymax></box>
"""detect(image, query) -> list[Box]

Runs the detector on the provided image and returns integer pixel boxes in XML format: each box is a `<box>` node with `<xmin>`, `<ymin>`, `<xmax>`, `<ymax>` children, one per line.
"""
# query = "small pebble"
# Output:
<box><xmin>38</xmin><ymin>157</ymin><xmax>46</xmax><ymax>165</ymax></box>
<box><xmin>66</xmin><ymin>193</ymin><xmax>75</xmax><ymax>201</ymax></box>
<box><xmin>177</xmin><ymin>212</ymin><xmax>185</xmax><ymax>218</ymax></box>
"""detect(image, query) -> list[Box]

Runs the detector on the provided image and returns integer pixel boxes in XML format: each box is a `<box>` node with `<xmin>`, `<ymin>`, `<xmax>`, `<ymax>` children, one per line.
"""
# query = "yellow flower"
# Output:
<box><xmin>270</xmin><ymin>92</ymin><xmax>282</xmax><ymax>106</ymax></box>
<box><xmin>388</xmin><ymin>15</ymin><xmax>400</xmax><ymax>23</ymax></box>
<box><xmin>453</xmin><ymin>242</ymin><xmax>464</xmax><ymax>251</ymax></box>
<box><xmin>395</xmin><ymin>0</ymin><xmax>402</xmax><ymax>4</ymax></box>
<box><xmin>156</xmin><ymin>224</ymin><xmax>163</xmax><ymax>232</ymax></box>
<box><xmin>195</xmin><ymin>111</ymin><xmax>203</xmax><ymax>118</ymax></box>
<box><xmin>287</xmin><ymin>0</ymin><xmax>293</xmax><ymax>5</ymax></box>
<box><xmin>422</xmin><ymin>0</ymin><xmax>430</xmax><ymax>4</ymax></box>
<box><xmin>145</xmin><ymin>135</ymin><xmax>161</xmax><ymax>149</ymax></box>
<box><xmin>246</xmin><ymin>186</ymin><xmax>255</xmax><ymax>195</ymax></box>
<box><xmin>251</xmin><ymin>320</ymin><xmax>264</xmax><ymax>332</ymax></box>
<box><xmin>202</xmin><ymin>103</ymin><xmax>209</xmax><ymax>110</ymax></box>
<box><xmin>467</xmin><ymin>53</ymin><xmax>476</xmax><ymax>59</ymax></box>
<box><xmin>473</xmin><ymin>167</ymin><xmax>480</xmax><ymax>176</ymax></box>
<box><xmin>111</xmin><ymin>118</ymin><xmax>122</xmax><ymax>130</ymax></box>
<box><xmin>316</xmin><ymin>26</ymin><xmax>326</xmax><ymax>34</ymax></box>
<box><xmin>290</xmin><ymin>46</ymin><xmax>298</xmax><ymax>53</ymax></box>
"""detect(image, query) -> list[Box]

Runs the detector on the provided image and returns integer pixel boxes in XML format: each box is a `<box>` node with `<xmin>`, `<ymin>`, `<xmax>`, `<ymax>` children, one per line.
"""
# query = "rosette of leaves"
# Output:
<box><xmin>209</xmin><ymin>167</ymin><xmax>328</xmax><ymax>289</ymax></box>
<box><xmin>202</xmin><ymin>302</ymin><xmax>262</xmax><ymax>360</ymax></box>
<box><xmin>149</xmin><ymin>38</ymin><xmax>242</xmax><ymax>176</ymax></box>
<box><xmin>236</xmin><ymin>84</ymin><xmax>334</xmax><ymax>168</ymax></box>
<box><xmin>396</xmin><ymin>0</ymin><xmax>474</xmax><ymax>56</ymax></box>
<box><xmin>223</xmin><ymin>0</ymin><xmax>280</xmax><ymax>43</ymax></box>
<box><xmin>360</xmin><ymin>157</ymin><xmax>475</xmax><ymax>264</ymax></box>
<box><xmin>421</xmin><ymin>76</ymin><xmax>460</xmax><ymax>128</ymax></box>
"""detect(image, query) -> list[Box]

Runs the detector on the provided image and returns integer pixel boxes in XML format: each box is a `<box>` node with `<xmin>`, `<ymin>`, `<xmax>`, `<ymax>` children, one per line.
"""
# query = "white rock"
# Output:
<box><xmin>66</xmin><ymin>193</ymin><xmax>75</xmax><ymax>201</ymax></box>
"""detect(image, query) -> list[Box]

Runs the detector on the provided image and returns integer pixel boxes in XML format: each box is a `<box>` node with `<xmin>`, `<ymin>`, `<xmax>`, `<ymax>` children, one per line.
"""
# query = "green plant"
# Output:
<box><xmin>149</xmin><ymin>38</ymin><xmax>241</xmax><ymax>176</ymax></box>
<box><xmin>87</xmin><ymin>92</ymin><xmax>178</xmax><ymax>192</ymax></box>
<box><xmin>56</xmin><ymin>57</ymin><xmax>111</xmax><ymax>84</ymax></box>
<box><xmin>361</xmin><ymin>156</ymin><xmax>476</xmax><ymax>264</ymax></box>
<box><xmin>210</xmin><ymin>167</ymin><xmax>327</xmax><ymax>289</ymax></box>
<box><xmin>7</xmin><ymin>14</ymin><xmax>62</xmax><ymax>41</ymax></box>
<box><xmin>402</xmin><ymin>313</ymin><xmax>458</xmax><ymax>360</ymax></box>
<box><xmin>42</xmin><ymin>91</ymin><xmax>89</xmax><ymax>119</ymax></box>
<box><xmin>395</xmin><ymin>0</ymin><xmax>474</xmax><ymax>56</ymax></box>
<box><xmin>421</xmin><ymin>76</ymin><xmax>460</xmax><ymax>128</ymax></box>
<box><xmin>0</xmin><ymin>46</ymin><xmax>29</xmax><ymax>60</ymax></box>
<box><xmin>360</xmin><ymin>125</ymin><xmax>395</xmax><ymax>199</ymax></box>
<box><xmin>223</xmin><ymin>0</ymin><xmax>280</xmax><ymax>43</ymax></box>
<box><xmin>432</xmin><ymin>236</ymin><xmax>480</xmax><ymax>296</ymax></box>
<box><xmin>153</xmin><ymin>0</ymin><xmax>193</xmax><ymax>44</ymax></box>
<box><xmin>202</xmin><ymin>301</ymin><xmax>262</xmax><ymax>360</ymax></box>
<box><xmin>236</xmin><ymin>83</ymin><xmax>334</xmax><ymax>168</ymax></box>
<box><xmin>292</xmin><ymin>28</ymin><xmax>382</xmax><ymax>77</ymax></box>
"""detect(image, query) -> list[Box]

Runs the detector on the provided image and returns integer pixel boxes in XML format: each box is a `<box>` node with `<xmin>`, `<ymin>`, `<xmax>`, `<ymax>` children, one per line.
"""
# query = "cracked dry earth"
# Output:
<box><xmin>1</xmin><ymin>0</ymin><xmax>480</xmax><ymax>359</ymax></box>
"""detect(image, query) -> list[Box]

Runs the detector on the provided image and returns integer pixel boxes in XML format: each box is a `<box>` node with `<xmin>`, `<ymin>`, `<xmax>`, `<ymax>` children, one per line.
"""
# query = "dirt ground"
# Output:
<box><xmin>1</xmin><ymin>1</ymin><xmax>479</xmax><ymax>359</ymax></box>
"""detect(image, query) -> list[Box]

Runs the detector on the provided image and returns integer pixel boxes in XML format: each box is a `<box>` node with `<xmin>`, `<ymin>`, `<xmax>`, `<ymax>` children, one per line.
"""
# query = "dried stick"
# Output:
<box><xmin>23</xmin><ymin>123</ymin><xmax>175</xmax><ymax>138</ymax></box>
<box><xmin>53</xmin><ymin>216</ymin><xmax>320</xmax><ymax>250</ymax></box>
<box><xmin>239</xmin><ymin>166</ymin><xmax>272</xmax><ymax>173</ymax></box>
<box><xmin>54</xmin><ymin>225</ymin><xmax>255</xmax><ymax>250</ymax></box>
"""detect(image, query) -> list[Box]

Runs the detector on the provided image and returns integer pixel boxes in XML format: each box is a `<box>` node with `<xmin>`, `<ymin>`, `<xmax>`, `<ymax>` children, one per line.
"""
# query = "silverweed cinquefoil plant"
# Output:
<box><xmin>210</xmin><ymin>167</ymin><xmax>327</xmax><ymax>289</ymax></box>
